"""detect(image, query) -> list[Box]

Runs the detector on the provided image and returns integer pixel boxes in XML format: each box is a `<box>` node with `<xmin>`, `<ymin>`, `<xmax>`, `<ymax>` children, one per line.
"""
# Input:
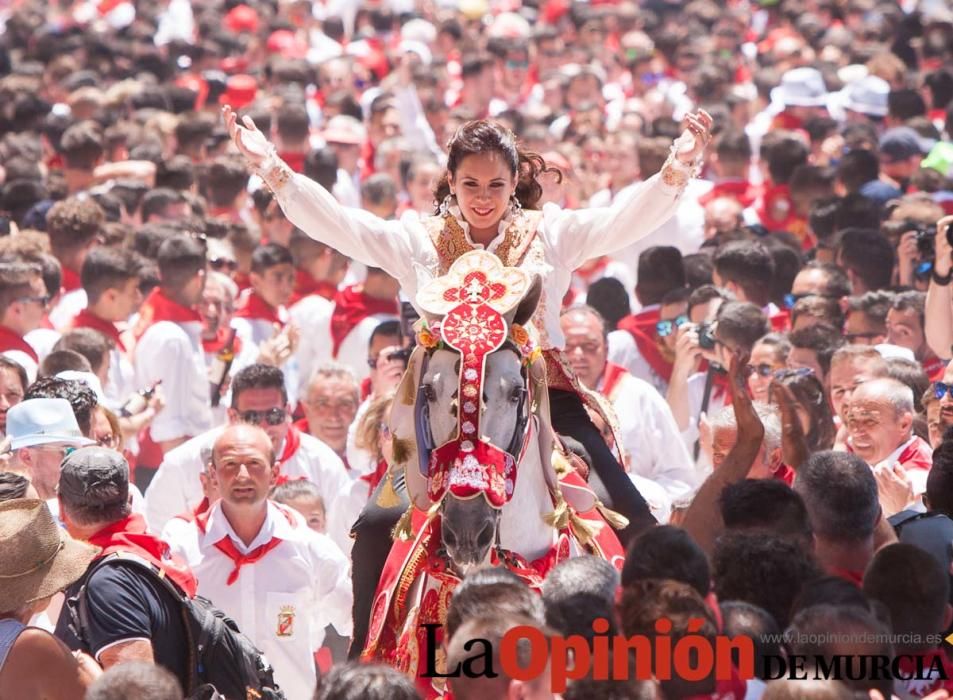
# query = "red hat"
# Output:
<box><xmin>224</xmin><ymin>4</ymin><xmax>259</xmax><ymax>34</ymax></box>
<box><xmin>266</xmin><ymin>30</ymin><xmax>308</xmax><ymax>58</ymax></box>
<box><xmin>221</xmin><ymin>74</ymin><xmax>257</xmax><ymax>109</ymax></box>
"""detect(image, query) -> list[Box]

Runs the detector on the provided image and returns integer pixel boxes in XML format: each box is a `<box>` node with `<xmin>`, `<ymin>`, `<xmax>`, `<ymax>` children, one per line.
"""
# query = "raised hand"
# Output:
<box><xmin>222</xmin><ymin>105</ymin><xmax>273</xmax><ymax>170</ymax></box>
<box><xmin>675</xmin><ymin>109</ymin><xmax>714</xmax><ymax>165</ymax></box>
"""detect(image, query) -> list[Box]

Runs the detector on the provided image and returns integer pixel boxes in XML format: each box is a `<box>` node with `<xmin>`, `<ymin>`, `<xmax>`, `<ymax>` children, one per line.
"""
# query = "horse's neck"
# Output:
<box><xmin>498</xmin><ymin>440</ymin><xmax>555</xmax><ymax>562</ymax></box>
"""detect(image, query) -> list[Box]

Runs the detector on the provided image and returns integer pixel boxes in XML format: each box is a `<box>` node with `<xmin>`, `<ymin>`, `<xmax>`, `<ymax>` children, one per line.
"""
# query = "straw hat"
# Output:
<box><xmin>0</xmin><ymin>499</ymin><xmax>99</xmax><ymax>612</ymax></box>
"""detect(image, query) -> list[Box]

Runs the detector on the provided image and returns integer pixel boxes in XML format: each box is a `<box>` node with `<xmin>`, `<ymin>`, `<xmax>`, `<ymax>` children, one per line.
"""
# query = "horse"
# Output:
<box><xmin>361</xmin><ymin>251</ymin><xmax>624</xmax><ymax>696</ymax></box>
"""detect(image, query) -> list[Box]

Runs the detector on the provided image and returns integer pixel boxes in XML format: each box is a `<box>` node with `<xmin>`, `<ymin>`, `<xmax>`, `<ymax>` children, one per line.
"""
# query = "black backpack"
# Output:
<box><xmin>67</xmin><ymin>551</ymin><xmax>286</xmax><ymax>700</ymax></box>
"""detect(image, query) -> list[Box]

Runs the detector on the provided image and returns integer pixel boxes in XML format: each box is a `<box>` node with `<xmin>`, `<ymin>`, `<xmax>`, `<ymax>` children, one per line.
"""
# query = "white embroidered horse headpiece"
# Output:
<box><xmin>411</xmin><ymin>251</ymin><xmax>539</xmax><ymax>508</ymax></box>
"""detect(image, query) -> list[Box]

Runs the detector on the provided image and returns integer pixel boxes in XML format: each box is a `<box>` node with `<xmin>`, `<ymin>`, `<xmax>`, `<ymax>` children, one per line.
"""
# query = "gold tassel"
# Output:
<box><xmin>376</xmin><ymin>469</ymin><xmax>401</xmax><ymax>509</ymax></box>
<box><xmin>551</xmin><ymin>451</ymin><xmax>573</xmax><ymax>478</ymax></box>
<box><xmin>568</xmin><ymin>511</ymin><xmax>603</xmax><ymax>547</ymax></box>
<box><xmin>543</xmin><ymin>494</ymin><xmax>571</xmax><ymax>530</ymax></box>
<box><xmin>392</xmin><ymin>505</ymin><xmax>415</xmax><ymax>542</ymax></box>
<box><xmin>595</xmin><ymin>501</ymin><xmax>629</xmax><ymax>530</ymax></box>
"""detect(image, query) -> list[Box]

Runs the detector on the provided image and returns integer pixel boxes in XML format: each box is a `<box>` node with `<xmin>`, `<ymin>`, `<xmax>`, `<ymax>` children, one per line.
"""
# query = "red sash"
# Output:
<box><xmin>88</xmin><ymin>514</ymin><xmax>197</xmax><ymax>597</ymax></box>
<box><xmin>617</xmin><ymin>309</ymin><xmax>674</xmax><ymax>383</ymax></box>
<box><xmin>134</xmin><ymin>288</ymin><xmax>201</xmax><ymax>341</ymax></box>
<box><xmin>235</xmin><ymin>291</ymin><xmax>285</xmax><ymax>326</ymax></box>
<box><xmin>330</xmin><ymin>285</ymin><xmax>398</xmax><ymax>358</ymax></box>
<box><xmin>769</xmin><ymin>308</ymin><xmax>791</xmax><ymax>333</ymax></box>
<box><xmin>289</xmin><ymin>269</ymin><xmax>337</xmax><ymax>306</ymax></box>
<box><xmin>600</xmin><ymin>362</ymin><xmax>628</xmax><ymax>399</ymax></box>
<box><xmin>194</xmin><ymin>504</ymin><xmax>297</xmax><ymax>585</ymax></box>
<box><xmin>0</xmin><ymin>325</ymin><xmax>38</xmax><ymax>363</ymax></box>
<box><xmin>755</xmin><ymin>183</ymin><xmax>798</xmax><ymax>231</ymax></box>
<box><xmin>72</xmin><ymin>309</ymin><xmax>126</xmax><ymax>352</ymax></box>
<box><xmin>61</xmin><ymin>266</ymin><xmax>82</xmax><ymax>293</ymax></box>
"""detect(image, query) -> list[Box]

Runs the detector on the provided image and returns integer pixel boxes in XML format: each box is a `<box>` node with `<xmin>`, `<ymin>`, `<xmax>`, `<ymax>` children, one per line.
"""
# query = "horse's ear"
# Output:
<box><xmin>511</xmin><ymin>274</ymin><xmax>542</xmax><ymax>327</ymax></box>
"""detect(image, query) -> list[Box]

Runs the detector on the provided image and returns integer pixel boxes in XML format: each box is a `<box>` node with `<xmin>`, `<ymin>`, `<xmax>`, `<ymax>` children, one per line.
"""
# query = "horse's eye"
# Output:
<box><xmin>423</xmin><ymin>384</ymin><xmax>437</xmax><ymax>402</ymax></box>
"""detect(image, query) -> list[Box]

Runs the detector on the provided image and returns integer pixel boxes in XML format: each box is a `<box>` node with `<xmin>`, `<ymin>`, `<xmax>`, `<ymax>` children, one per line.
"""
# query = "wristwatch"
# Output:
<box><xmin>932</xmin><ymin>267</ymin><xmax>953</xmax><ymax>286</ymax></box>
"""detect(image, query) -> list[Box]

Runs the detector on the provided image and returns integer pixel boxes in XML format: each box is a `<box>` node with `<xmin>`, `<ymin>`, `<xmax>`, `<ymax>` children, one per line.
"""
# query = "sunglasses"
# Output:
<box><xmin>934</xmin><ymin>382</ymin><xmax>953</xmax><ymax>400</ymax></box>
<box><xmin>747</xmin><ymin>363</ymin><xmax>775</xmax><ymax>378</ymax></box>
<box><xmin>209</xmin><ymin>258</ymin><xmax>239</xmax><ymax>273</ymax></box>
<box><xmin>17</xmin><ymin>294</ymin><xmax>51</xmax><ymax>307</ymax></box>
<box><xmin>656</xmin><ymin>315</ymin><xmax>689</xmax><ymax>338</ymax></box>
<box><xmin>775</xmin><ymin>367</ymin><xmax>815</xmax><ymax>380</ymax></box>
<box><xmin>237</xmin><ymin>407</ymin><xmax>287</xmax><ymax>426</ymax></box>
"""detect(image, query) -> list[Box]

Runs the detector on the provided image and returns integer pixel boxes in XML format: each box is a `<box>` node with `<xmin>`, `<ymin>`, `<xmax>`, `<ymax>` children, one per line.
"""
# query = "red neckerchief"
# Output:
<box><xmin>361</xmin><ymin>458</ymin><xmax>389</xmax><ymax>494</ymax></box>
<box><xmin>293</xmin><ymin>416</ymin><xmax>309</xmax><ymax>434</ymax></box>
<box><xmin>756</xmin><ymin>183</ymin><xmax>800</xmax><ymax>232</ymax></box>
<box><xmin>88</xmin><ymin>514</ymin><xmax>198</xmax><ymax>597</ymax></box>
<box><xmin>712</xmin><ymin>371</ymin><xmax>731</xmax><ymax>403</ymax></box>
<box><xmin>770</xmin><ymin>110</ymin><xmax>804</xmax><ymax>131</ymax></box>
<box><xmin>173</xmin><ymin>497</ymin><xmax>211</xmax><ymax>523</ymax></box>
<box><xmin>278</xmin><ymin>151</ymin><xmax>306</xmax><ymax>174</ymax></box>
<box><xmin>360</xmin><ymin>140</ymin><xmax>376</xmax><ymax>180</ymax></box>
<box><xmin>61</xmin><ymin>266</ymin><xmax>82</xmax><ymax>293</ymax></box>
<box><xmin>360</xmin><ymin>376</ymin><xmax>372</xmax><ymax>402</ymax></box>
<box><xmin>770</xmin><ymin>308</ymin><xmax>791</xmax><ymax>333</ymax></box>
<box><xmin>289</xmin><ymin>269</ymin><xmax>337</xmax><ymax>306</ymax></box>
<box><xmin>923</xmin><ymin>355</ymin><xmax>948</xmax><ymax>382</ymax></box>
<box><xmin>600</xmin><ymin>362</ymin><xmax>629</xmax><ymax>398</ymax></box>
<box><xmin>233</xmin><ymin>272</ymin><xmax>251</xmax><ymax>292</ymax></box>
<box><xmin>72</xmin><ymin>308</ymin><xmax>126</xmax><ymax>352</ymax></box>
<box><xmin>134</xmin><ymin>288</ymin><xmax>201</xmax><ymax>341</ymax></box>
<box><xmin>617</xmin><ymin>309</ymin><xmax>675</xmax><ymax>383</ymax></box>
<box><xmin>774</xmin><ymin>463</ymin><xmax>795</xmax><ymax>486</ymax></box>
<box><xmin>235</xmin><ymin>291</ymin><xmax>284</xmax><ymax>326</ymax></box>
<box><xmin>194</xmin><ymin>503</ymin><xmax>297</xmax><ymax>585</ymax></box>
<box><xmin>0</xmin><ymin>325</ymin><xmax>38</xmax><ymax>363</ymax></box>
<box><xmin>330</xmin><ymin>285</ymin><xmax>398</xmax><ymax>358</ymax></box>
<box><xmin>201</xmin><ymin>326</ymin><xmax>243</xmax><ymax>356</ymax></box>
<box><xmin>896</xmin><ymin>436</ymin><xmax>933</xmax><ymax>472</ymax></box>
<box><xmin>698</xmin><ymin>179</ymin><xmax>760</xmax><ymax>208</ymax></box>
<box><xmin>830</xmin><ymin>567</ymin><xmax>864</xmax><ymax>588</ymax></box>
<box><xmin>276</xmin><ymin>426</ymin><xmax>301</xmax><ymax>470</ymax></box>
<box><xmin>39</xmin><ymin>315</ymin><xmax>55</xmax><ymax>330</ymax></box>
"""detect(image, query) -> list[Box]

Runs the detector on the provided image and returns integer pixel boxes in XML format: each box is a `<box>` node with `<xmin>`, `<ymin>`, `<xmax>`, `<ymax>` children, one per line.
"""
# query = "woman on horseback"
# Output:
<box><xmin>223</xmin><ymin>107</ymin><xmax>712</xmax><ymax>539</ymax></box>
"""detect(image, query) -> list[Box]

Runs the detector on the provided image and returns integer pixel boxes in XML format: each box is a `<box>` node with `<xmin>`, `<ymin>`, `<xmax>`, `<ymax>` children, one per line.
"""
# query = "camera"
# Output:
<box><xmin>697</xmin><ymin>322</ymin><xmax>716</xmax><ymax>350</ymax></box>
<box><xmin>913</xmin><ymin>223</ymin><xmax>953</xmax><ymax>261</ymax></box>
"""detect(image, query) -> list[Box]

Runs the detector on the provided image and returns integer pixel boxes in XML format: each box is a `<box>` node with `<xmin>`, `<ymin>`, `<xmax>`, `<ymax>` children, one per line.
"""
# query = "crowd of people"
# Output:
<box><xmin>0</xmin><ymin>0</ymin><xmax>952</xmax><ymax>697</ymax></box>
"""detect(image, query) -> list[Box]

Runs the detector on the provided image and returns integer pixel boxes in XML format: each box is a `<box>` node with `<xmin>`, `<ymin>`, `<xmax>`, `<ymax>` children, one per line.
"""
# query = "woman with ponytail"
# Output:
<box><xmin>224</xmin><ymin>108</ymin><xmax>712</xmax><ymax>542</ymax></box>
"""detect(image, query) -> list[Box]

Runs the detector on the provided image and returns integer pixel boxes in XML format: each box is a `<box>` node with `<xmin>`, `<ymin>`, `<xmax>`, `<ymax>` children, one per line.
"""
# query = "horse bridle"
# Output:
<box><xmin>414</xmin><ymin>342</ymin><xmax>531</xmax><ymax>485</ymax></box>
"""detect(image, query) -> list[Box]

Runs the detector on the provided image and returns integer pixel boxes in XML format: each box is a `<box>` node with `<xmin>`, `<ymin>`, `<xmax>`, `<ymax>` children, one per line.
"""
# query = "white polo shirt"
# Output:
<box><xmin>144</xmin><ymin>425</ymin><xmax>366</xmax><ymax>554</ymax></box>
<box><xmin>166</xmin><ymin>501</ymin><xmax>352</xmax><ymax>700</ymax></box>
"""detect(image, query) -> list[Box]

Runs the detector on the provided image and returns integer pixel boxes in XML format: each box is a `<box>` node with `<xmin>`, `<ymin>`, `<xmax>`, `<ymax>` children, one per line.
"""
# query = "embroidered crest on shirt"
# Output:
<box><xmin>277</xmin><ymin>605</ymin><xmax>296</xmax><ymax>637</ymax></box>
<box><xmin>424</xmin><ymin>210</ymin><xmax>542</xmax><ymax>274</ymax></box>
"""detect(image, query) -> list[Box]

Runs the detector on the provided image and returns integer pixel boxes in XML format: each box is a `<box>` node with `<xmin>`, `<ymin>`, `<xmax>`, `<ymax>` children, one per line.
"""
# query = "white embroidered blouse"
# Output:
<box><xmin>260</xmin><ymin>150</ymin><xmax>696</xmax><ymax>350</ymax></box>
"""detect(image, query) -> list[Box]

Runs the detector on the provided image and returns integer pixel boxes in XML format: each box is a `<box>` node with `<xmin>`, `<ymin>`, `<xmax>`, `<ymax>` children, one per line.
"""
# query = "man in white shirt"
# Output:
<box><xmin>560</xmin><ymin>306</ymin><xmax>698</xmax><ymax>519</ymax></box>
<box><xmin>846</xmin><ymin>378</ymin><xmax>933</xmax><ymax>498</ymax></box>
<box><xmin>165</xmin><ymin>423</ymin><xmax>352</xmax><ymax>700</ymax></box>
<box><xmin>145</xmin><ymin>363</ymin><xmax>363</xmax><ymax>553</ymax></box>
<box><xmin>134</xmin><ymin>234</ymin><xmax>213</xmax><ymax>454</ymax></box>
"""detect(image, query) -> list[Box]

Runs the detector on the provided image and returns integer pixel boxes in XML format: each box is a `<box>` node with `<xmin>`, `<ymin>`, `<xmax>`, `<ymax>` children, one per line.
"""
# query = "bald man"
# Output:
<box><xmin>164</xmin><ymin>424</ymin><xmax>352</xmax><ymax>699</ymax></box>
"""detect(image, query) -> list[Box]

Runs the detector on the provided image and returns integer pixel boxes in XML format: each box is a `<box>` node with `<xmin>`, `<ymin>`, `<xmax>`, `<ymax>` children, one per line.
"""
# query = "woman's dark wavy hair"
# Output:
<box><xmin>774</xmin><ymin>370</ymin><xmax>836</xmax><ymax>453</ymax></box>
<box><xmin>433</xmin><ymin>120</ymin><xmax>562</xmax><ymax>213</ymax></box>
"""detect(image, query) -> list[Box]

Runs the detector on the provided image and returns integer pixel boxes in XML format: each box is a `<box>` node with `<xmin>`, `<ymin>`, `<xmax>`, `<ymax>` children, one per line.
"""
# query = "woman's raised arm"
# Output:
<box><xmin>223</xmin><ymin>106</ymin><xmax>419</xmax><ymax>278</ymax></box>
<box><xmin>545</xmin><ymin>110</ymin><xmax>712</xmax><ymax>270</ymax></box>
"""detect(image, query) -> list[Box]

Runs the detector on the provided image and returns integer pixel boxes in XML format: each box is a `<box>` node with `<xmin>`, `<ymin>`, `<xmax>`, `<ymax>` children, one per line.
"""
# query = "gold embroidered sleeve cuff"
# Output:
<box><xmin>660</xmin><ymin>144</ymin><xmax>702</xmax><ymax>190</ymax></box>
<box><xmin>257</xmin><ymin>150</ymin><xmax>294</xmax><ymax>194</ymax></box>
